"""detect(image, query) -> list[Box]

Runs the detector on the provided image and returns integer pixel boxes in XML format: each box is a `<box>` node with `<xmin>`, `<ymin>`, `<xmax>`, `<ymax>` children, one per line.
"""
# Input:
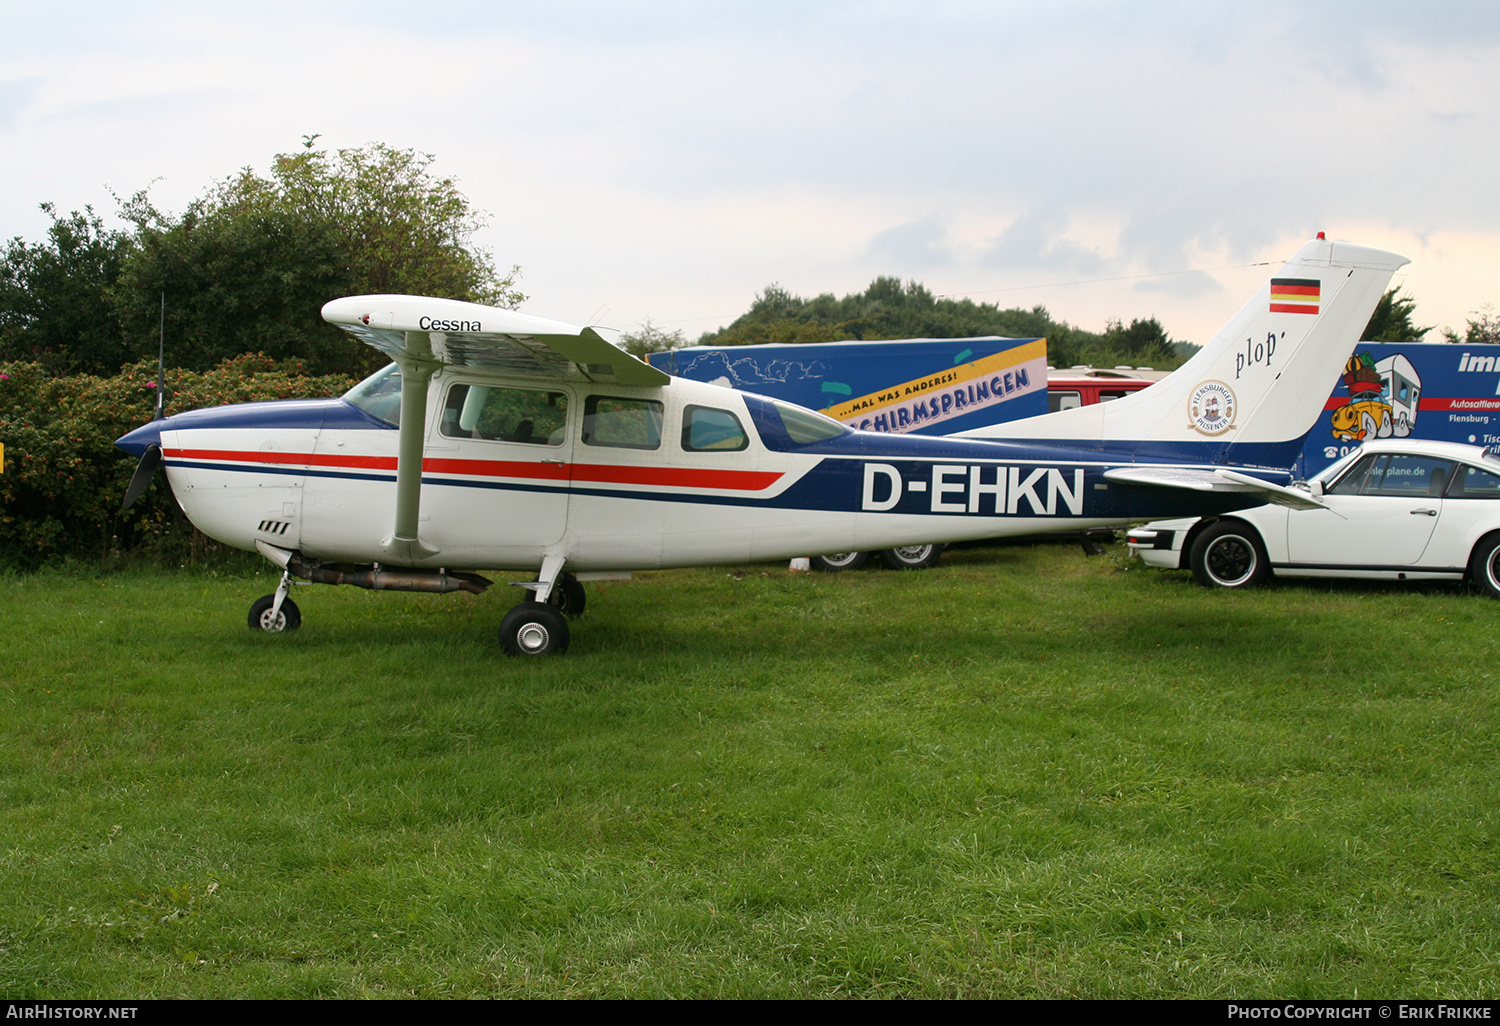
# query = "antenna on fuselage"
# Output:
<box><xmin>119</xmin><ymin>292</ymin><xmax>169</xmax><ymax>511</ymax></box>
<box><xmin>154</xmin><ymin>291</ymin><xmax>167</xmax><ymax>420</ymax></box>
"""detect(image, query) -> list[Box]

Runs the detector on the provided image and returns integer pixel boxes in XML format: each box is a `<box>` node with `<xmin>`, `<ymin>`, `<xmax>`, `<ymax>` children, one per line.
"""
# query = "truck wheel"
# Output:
<box><xmin>810</xmin><ymin>552</ymin><xmax>869</xmax><ymax>573</ymax></box>
<box><xmin>879</xmin><ymin>544</ymin><xmax>943</xmax><ymax>570</ymax></box>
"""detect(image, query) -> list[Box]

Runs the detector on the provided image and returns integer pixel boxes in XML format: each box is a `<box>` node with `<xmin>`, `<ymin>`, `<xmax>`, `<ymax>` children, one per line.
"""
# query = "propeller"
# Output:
<box><xmin>120</xmin><ymin>444</ymin><xmax>162</xmax><ymax>512</ymax></box>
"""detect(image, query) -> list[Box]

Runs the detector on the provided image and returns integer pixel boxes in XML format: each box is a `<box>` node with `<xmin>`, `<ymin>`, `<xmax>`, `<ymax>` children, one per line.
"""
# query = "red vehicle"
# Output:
<box><xmin>1046</xmin><ymin>368</ymin><xmax>1162</xmax><ymax>412</ymax></box>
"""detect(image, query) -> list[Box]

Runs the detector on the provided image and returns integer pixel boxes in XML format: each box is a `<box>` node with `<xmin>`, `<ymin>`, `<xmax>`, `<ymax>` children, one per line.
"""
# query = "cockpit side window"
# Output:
<box><xmin>441</xmin><ymin>384</ymin><xmax>569</xmax><ymax>445</ymax></box>
<box><xmin>682</xmin><ymin>406</ymin><xmax>749</xmax><ymax>452</ymax></box>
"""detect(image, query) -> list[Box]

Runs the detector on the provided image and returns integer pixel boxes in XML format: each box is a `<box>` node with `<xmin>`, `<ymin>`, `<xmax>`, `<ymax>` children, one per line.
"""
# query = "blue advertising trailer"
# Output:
<box><xmin>1295</xmin><ymin>342</ymin><xmax>1500</xmax><ymax>479</ymax></box>
<box><xmin>650</xmin><ymin>336</ymin><xmax>1049</xmax><ymax>436</ymax></box>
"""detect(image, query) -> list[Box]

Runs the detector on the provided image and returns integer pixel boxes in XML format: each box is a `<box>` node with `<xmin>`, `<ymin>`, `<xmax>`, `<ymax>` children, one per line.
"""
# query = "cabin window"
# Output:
<box><xmin>441</xmin><ymin>384</ymin><xmax>569</xmax><ymax>445</ymax></box>
<box><xmin>682</xmin><ymin>406</ymin><xmax>748</xmax><ymax>452</ymax></box>
<box><xmin>583</xmin><ymin>396</ymin><xmax>663</xmax><ymax>450</ymax></box>
<box><xmin>344</xmin><ymin>363</ymin><xmax>404</xmax><ymax>427</ymax></box>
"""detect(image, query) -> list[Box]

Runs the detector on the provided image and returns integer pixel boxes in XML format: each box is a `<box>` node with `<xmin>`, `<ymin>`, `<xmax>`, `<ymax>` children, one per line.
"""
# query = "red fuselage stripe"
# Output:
<box><xmin>165</xmin><ymin>448</ymin><xmax>784</xmax><ymax>491</ymax></box>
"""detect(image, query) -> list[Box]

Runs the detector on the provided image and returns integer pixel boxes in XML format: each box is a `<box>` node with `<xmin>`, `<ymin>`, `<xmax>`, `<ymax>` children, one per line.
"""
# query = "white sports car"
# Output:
<box><xmin>1127</xmin><ymin>439</ymin><xmax>1500</xmax><ymax>597</ymax></box>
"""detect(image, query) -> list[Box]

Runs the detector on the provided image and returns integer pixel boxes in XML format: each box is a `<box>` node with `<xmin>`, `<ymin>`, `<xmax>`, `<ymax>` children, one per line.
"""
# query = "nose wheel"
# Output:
<box><xmin>248</xmin><ymin>593</ymin><xmax>302</xmax><ymax>632</ymax></box>
<box><xmin>249</xmin><ymin>570</ymin><xmax>301</xmax><ymax>632</ymax></box>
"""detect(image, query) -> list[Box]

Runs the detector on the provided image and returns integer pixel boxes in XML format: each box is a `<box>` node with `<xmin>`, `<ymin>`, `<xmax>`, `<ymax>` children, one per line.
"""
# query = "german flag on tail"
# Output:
<box><xmin>1270</xmin><ymin>277</ymin><xmax>1320</xmax><ymax>314</ymax></box>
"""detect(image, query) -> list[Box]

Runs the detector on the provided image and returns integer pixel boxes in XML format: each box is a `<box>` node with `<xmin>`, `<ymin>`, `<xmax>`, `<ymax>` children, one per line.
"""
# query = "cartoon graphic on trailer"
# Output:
<box><xmin>1330</xmin><ymin>351</ymin><xmax>1421</xmax><ymax>442</ymax></box>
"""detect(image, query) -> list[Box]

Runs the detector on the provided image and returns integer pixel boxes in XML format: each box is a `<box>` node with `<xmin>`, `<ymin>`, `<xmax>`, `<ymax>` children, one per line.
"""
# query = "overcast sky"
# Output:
<box><xmin>3</xmin><ymin>1</ymin><xmax>1497</xmax><ymax>347</ymax></box>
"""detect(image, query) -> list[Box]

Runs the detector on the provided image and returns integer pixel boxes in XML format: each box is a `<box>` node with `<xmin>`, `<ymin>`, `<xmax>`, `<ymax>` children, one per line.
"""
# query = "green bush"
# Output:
<box><xmin>0</xmin><ymin>354</ymin><xmax>357</xmax><ymax>567</ymax></box>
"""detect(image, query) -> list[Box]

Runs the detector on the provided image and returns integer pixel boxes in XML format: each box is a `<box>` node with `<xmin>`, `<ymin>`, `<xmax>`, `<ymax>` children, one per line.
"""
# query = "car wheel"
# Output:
<box><xmin>1189</xmin><ymin>522</ymin><xmax>1269</xmax><ymax>589</ymax></box>
<box><xmin>1469</xmin><ymin>534</ymin><xmax>1500</xmax><ymax>599</ymax></box>
<box><xmin>810</xmin><ymin>551</ymin><xmax>869</xmax><ymax>573</ymax></box>
<box><xmin>878</xmin><ymin>544</ymin><xmax>943</xmax><ymax>570</ymax></box>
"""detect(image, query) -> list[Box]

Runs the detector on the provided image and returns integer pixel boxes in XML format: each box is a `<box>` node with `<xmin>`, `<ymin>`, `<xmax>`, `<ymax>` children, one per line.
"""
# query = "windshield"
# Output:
<box><xmin>344</xmin><ymin>363</ymin><xmax>403</xmax><ymax>426</ymax></box>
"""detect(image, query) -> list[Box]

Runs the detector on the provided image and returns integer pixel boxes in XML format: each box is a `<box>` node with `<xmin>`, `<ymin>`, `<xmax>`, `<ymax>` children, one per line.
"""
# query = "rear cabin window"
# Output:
<box><xmin>583</xmin><ymin>396</ymin><xmax>663</xmax><ymax>450</ymax></box>
<box><xmin>771</xmin><ymin>400</ymin><xmax>846</xmax><ymax>444</ymax></box>
<box><xmin>682</xmin><ymin>406</ymin><xmax>748</xmax><ymax>452</ymax></box>
<box><xmin>441</xmin><ymin>384</ymin><xmax>568</xmax><ymax>446</ymax></box>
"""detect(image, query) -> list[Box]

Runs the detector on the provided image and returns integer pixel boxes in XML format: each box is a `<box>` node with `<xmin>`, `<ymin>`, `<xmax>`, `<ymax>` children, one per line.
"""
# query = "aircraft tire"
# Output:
<box><xmin>1189</xmin><ymin>521</ymin><xmax>1268</xmax><ymax>590</ymax></box>
<box><xmin>500</xmin><ymin>602</ymin><xmax>571</xmax><ymax>656</ymax></box>
<box><xmin>1468</xmin><ymin>533</ymin><xmax>1500</xmax><ymax>599</ymax></box>
<box><xmin>810</xmin><ymin>551</ymin><xmax>869</xmax><ymax>573</ymax></box>
<box><xmin>878</xmin><ymin>544</ymin><xmax>943</xmax><ymax>570</ymax></box>
<box><xmin>248</xmin><ymin>594</ymin><xmax>301</xmax><ymax>632</ymax></box>
<box><xmin>546</xmin><ymin>573</ymin><xmax>587</xmax><ymax>617</ymax></box>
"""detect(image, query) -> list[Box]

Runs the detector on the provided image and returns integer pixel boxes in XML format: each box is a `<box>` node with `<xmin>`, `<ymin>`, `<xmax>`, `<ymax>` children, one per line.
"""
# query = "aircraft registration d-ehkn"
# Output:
<box><xmin>115</xmin><ymin>236</ymin><xmax>1407</xmax><ymax>655</ymax></box>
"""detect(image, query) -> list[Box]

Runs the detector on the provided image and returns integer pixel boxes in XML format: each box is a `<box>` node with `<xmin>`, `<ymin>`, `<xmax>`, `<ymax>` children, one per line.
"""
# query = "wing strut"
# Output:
<box><xmin>382</xmin><ymin>333</ymin><xmax>442</xmax><ymax>562</ymax></box>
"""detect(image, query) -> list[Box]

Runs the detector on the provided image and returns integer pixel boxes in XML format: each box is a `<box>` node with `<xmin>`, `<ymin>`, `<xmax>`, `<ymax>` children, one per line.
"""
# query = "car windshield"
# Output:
<box><xmin>1312</xmin><ymin>448</ymin><xmax>1365</xmax><ymax>487</ymax></box>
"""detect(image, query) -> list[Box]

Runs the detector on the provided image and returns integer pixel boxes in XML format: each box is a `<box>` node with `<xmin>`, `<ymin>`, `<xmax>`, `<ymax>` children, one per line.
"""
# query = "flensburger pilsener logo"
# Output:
<box><xmin>1188</xmin><ymin>380</ymin><xmax>1237</xmax><ymax>436</ymax></box>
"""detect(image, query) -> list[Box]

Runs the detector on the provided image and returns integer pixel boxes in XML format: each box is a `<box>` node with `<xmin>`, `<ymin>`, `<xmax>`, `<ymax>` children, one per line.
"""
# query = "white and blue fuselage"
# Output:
<box><xmin>116</xmin><ymin>372</ymin><xmax>1283</xmax><ymax>573</ymax></box>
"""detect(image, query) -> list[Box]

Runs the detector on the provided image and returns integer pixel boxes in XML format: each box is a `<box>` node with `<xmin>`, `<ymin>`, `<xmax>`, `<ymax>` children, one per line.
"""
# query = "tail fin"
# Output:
<box><xmin>957</xmin><ymin>237</ymin><xmax>1409</xmax><ymax>467</ymax></box>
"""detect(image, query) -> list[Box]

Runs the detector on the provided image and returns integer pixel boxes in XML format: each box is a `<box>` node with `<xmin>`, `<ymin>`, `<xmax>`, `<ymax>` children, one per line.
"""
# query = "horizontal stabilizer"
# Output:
<box><xmin>1103</xmin><ymin>466</ymin><xmax>1326</xmax><ymax>510</ymax></box>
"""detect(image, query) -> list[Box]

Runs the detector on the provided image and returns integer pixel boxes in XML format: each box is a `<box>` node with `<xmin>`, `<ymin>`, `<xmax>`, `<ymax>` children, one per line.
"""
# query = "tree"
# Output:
<box><xmin>1092</xmin><ymin>317</ymin><xmax>1177</xmax><ymax>369</ymax></box>
<box><xmin>1361</xmin><ymin>286</ymin><xmax>1431</xmax><ymax>342</ymax></box>
<box><xmin>619</xmin><ymin>317</ymin><xmax>686</xmax><ymax>358</ymax></box>
<box><xmin>247</xmin><ymin>142</ymin><xmax>523</xmax><ymax>307</ymax></box>
<box><xmin>113</xmin><ymin>191</ymin><xmax>360</xmax><ymax>374</ymax></box>
<box><xmin>1442</xmin><ymin>305</ymin><xmax>1500</xmax><ymax>345</ymax></box>
<box><xmin>0</xmin><ymin>204</ymin><xmax>137</xmax><ymax>373</ymax></box>
<box><xmin>697</xmin><ymin>278</ymin><xmax>1192</xmax><ymax>370</ymax></box>
<box><xmin>113</xmin><ymin>142</ymin><xmax>523</xmax><ymax>375</ymax></box>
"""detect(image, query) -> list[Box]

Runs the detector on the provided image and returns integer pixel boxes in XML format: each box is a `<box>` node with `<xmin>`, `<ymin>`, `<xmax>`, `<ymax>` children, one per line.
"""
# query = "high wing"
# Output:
<box><xmin>1103</xmin><ymin>466</ymin><xmax>1326</xmax><ymax>510</ymax></box>
<box><xmin>321</xmin><ymin>294</ymin><xmax>668</xmax><ymax>561</ymax></box>
<box><xmin>321</xmin><ymin>295</ymin><xmax>669</xmax><ymax>387</ymax></box>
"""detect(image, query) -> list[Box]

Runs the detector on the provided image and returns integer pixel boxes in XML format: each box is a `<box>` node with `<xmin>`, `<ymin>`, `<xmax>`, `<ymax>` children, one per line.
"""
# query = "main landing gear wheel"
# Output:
<box><xmin>545</xmin><ymin>572</ymin><xmax>587</xmax><ymax>617</ymax></box>
<box><xmin>810</xmin><ymin>551</ymin><xmax>869</xmax><ymax>573</ymax></box>
<box><xmin>879</xmin><ymin>544</ymin><xmax>943</xmax><ymax>570</ymax></box>
<box><xmin>1189</xmin><ymin>521</ymin><xmax>1269</xmax><ymax>590</ymax></box>
<box><xmin>500</xmin><ymin>602</ymin><xmax>570</xmax><ymax>656</ymax></box>
<box><xmin>248</xmin><ymin>594</ymin><xmax>301</xmax><ymax>632</ymax></box>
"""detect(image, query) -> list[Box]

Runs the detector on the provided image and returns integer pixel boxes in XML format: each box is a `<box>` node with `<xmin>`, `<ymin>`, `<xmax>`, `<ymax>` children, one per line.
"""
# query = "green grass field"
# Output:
<box><xmin>2</xmin><ymin>542</ymin><xmax>1497</xmax><ymax>998</ymax></box>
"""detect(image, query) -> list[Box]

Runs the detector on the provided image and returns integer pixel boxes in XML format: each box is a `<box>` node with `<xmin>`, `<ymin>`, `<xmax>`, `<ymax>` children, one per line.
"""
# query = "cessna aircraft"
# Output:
<box><xmin>116</xmin><ymin>235</ymin><xmax>1406</xmax><ymax>655</ymax></box>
